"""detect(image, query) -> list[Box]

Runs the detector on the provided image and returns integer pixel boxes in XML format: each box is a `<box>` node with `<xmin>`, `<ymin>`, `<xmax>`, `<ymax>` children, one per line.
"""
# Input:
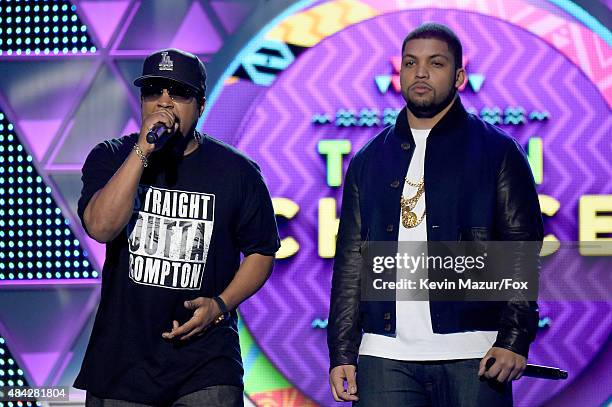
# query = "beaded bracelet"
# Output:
<box><xmin>132</xmin><ymin>143</ymin><xmax>148</xmax><ymax>168</ymax></box>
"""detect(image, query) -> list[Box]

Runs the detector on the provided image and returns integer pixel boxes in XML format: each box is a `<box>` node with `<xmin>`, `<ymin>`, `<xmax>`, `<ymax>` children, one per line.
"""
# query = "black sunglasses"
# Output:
<box><xmin>141</xmin><ymin>82</ymin><xmax>196</xmax><ymax>103</ymax></box>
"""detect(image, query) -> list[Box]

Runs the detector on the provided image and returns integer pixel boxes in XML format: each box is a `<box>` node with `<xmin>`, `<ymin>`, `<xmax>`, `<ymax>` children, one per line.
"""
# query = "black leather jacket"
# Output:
<box><xmin>328</xmin><ymin>98</ymin><xmax>543</xmax><ymax>369</ymax></box>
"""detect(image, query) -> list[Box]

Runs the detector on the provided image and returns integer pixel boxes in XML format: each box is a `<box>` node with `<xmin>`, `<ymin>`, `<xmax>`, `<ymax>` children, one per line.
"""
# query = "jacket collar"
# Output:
<box><xmin>393</xmin><ymin>96</ymin><xmax>468</xmax><ymax>140</ymax></box>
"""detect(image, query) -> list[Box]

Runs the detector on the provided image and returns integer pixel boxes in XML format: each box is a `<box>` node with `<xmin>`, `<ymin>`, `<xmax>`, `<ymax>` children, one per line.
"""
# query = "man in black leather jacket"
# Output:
<box><xmin>328</xmin><ymin>23</ymin><xmax>543</xmax><ymax>406</ymax></box>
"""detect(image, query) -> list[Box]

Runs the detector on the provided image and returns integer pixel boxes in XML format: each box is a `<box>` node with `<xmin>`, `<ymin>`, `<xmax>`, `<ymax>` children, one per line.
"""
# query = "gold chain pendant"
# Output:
<box><xmin>402</xmin><ymin>208</ymin><xmax>418</xmax><ymax>228</ymax></box>
<box><xmin>401</xmin><ymin>208</ymin><xmax>426</xmax><ymax>228</ymax></box>
<box><xmin>400</xmin><ymin>177</ymin><xmax>425</xmax><ymax>228</ymax></box>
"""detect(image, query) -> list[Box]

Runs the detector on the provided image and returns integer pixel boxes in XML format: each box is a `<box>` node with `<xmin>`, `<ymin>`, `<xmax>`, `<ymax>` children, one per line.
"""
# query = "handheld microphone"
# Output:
<box><xmin>485</xmin><ymin>358</ymin><xmax>568</xmax><ymax>380</ymax></box>
<box><xmin>146</xmin><ymin>124</ymin><xmax>169</xmax><ymax>144</ymax></box>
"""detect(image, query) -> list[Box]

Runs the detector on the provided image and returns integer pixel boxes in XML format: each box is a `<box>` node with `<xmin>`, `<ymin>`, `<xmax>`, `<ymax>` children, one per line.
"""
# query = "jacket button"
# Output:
<box><xmin>386</xmin><ymin>224</ymin><xmax>394</xmax><ymax>232</ymax></box>
<box><xmin>383</xmin><ymin>312</ymin><xmax>391</xmax><ymax>320</ymax></box>
<box><xmin>390</xmin><ymin>180</ymin><xmax>400</xmax><ymax>188</ymax></box>
<box><xmin>384</xmin><ymin>323</ymin><xmax>392</xmax><ymax>332</ymax></box>
<box><xmin>401</xmin><ymin>142</ymin><xmax>410</xmax><ymax>151</ymax></box>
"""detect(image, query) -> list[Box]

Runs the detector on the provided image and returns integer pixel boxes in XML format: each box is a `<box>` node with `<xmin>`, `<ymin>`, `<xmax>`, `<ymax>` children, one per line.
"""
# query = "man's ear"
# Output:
<box><xmin>199</xmin><ymin>97</ymin><xmax>206</xmax><ymax>117</ymax></box>
<box><xmin>455</xmin><ymin>68</ymin><xmax>466</xmax><ymax>89</ymax></box>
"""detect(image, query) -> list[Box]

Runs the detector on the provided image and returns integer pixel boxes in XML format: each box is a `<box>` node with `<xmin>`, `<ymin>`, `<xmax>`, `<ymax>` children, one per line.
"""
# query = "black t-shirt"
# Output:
<box><xmin>73</xmin><ymin>133</ymin><xmax>280</xmax><ymax>404</ymax></box>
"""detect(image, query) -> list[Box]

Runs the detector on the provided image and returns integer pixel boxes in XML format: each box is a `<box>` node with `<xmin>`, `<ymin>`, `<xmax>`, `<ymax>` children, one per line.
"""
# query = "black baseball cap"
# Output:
<box><xmin>133</xmin><ymin>48</ymin><xmax>207</xmax><ymax>96</ymax></box>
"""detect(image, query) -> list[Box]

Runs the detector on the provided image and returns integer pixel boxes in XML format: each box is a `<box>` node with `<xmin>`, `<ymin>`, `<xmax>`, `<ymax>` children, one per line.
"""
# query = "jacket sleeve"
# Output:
<box><xmin>328</xmin><ymin>157</ymin><xmax>363</xmax><ymax>370</ymax></box>
<box><xmin>493</xmin><ymin>138</ymin><xmax>543</xmax><ymax>357</ymax></box>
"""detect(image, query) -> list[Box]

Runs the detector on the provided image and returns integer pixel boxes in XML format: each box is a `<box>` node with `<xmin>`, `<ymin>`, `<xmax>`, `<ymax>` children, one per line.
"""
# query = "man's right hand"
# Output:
<box><xmin>329</xmin><ymin>364</ymin><xmax>358</xmax><ymax>402</ymax></box>
<box><xmin>138</xmin><ymin>109</ymin><xmax>178</xmax><ymax>155</ymax></box>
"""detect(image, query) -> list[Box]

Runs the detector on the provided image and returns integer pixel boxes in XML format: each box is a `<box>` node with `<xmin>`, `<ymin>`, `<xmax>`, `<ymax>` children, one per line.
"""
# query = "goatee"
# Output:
<box><xmin>160</xmin><ymin>130</ymin><xmax>193</xmax><ymax>157</ymax></box>
<box><xmin>406</xmin><ymin>86</ymin><xmax>457</xmax><ymax>118</ymax></box>
<box><xmin>146</xmin><ymin>130</ymin><xmax>195</xmax><ymax>186</ymax></box>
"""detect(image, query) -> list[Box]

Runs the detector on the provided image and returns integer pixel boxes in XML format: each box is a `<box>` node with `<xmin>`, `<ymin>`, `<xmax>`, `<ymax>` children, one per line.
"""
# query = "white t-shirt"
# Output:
<box><xmin>359</xmin><ymin>128</ymin><xmax>497</xmax><ymax>361</ymax></box>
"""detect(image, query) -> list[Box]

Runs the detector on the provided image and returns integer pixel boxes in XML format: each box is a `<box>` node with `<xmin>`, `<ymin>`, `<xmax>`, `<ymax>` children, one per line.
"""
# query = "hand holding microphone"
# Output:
<box><xmin>146</xmin><ymin>123</ymin><xmax>170</xmax><ymax>144</ymax></box>
<box><xmin>145</xmin><ymin>110</ymin><xmax>178</xmax><ymax>145</ymax></box>
<box><xmin>485</xmin><ymin>358</ymin><xmax>568</xmax><ymax>380</ymax></box>
<box><xmin>138</xmin><ymin>109</ymin><xmax>178</xmax><ymax>154</ymax></box>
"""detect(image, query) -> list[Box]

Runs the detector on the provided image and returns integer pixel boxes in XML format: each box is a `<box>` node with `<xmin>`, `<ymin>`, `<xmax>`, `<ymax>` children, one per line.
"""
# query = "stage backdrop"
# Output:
<box><xmin>0</xmin><ymin>1</ymin><xmax>610</xmax><ymax>406</ymax></box>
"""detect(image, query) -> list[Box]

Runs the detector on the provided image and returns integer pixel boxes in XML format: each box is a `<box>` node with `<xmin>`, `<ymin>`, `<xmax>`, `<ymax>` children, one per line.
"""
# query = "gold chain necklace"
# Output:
<box><xmin>400</xmin><ymin>177</ymin><xmax>426</xmax><ymax>228</ymax></box>
<box><xmin>404</xmin><ymin>177</ymin><xmax>422</xmax><ymax>188</ymax></box>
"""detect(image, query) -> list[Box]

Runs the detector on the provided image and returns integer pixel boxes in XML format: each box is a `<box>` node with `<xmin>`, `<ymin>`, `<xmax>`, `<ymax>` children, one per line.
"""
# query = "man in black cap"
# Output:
<box><xmin>74</xmin><ymin>48</ymin><xmax>280</xmax><ymax>406</ymax></box>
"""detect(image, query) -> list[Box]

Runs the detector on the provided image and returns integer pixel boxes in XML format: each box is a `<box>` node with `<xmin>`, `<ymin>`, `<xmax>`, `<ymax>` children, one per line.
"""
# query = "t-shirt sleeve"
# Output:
<box><xmin>77</xmin><ymin>142</ymin><xmax>118</xmax><ymax>236</ymax></box>
<box><xmin>236</xmin><ymin>160</ymin><xmax>281</xmax><ymax>257</ymax></box>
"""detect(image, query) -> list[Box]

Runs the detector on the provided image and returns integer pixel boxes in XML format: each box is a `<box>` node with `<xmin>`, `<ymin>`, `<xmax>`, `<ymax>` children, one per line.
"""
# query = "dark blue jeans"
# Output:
<box><xmin>85</xmin><ymin>385</ymin><xmax>244</xmax><ymax>407</ymax></box>
<box><xmin>355</xmin><ymin>356</ymin><xmax>512</xmax><ymax>407</ymax></box>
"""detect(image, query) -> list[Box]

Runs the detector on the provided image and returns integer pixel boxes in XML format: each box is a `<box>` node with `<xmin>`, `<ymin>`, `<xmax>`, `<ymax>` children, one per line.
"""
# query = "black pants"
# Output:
<box><xmin>354</xmin><ymin>356</ymin><xmax>512</xmax><ymax>407</ymax></box>
<box><xmin>85</xmin><ymin>385</ymin><xmax>244</xmax><ymax>407</ymax></box>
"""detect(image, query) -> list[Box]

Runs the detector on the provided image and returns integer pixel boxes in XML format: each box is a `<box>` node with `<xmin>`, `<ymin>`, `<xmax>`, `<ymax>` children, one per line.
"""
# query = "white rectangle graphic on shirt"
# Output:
<box><xmin>127</xmin><ymin>185</ymin><xmax>215</xmax><ymax>290</ymax></box>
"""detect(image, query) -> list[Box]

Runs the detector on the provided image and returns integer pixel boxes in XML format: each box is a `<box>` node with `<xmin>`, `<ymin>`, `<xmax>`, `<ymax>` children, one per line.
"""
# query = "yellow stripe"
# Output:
<box><xmin>266</xmin><ymin>0</ymin><xmax>378</xmax><ymax>47</ymax></box>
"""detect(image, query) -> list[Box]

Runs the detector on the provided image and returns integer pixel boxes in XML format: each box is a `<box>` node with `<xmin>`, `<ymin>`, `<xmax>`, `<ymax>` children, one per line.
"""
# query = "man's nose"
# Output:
<box><xmin>157</xmin><ymin>89</ymin><xmax>174</xmax><ymax>107</ymax></box>
<box><xmin>415</xmin><ymin>64</ymin><xmax>428</xmax><ymax>78</ymax></box>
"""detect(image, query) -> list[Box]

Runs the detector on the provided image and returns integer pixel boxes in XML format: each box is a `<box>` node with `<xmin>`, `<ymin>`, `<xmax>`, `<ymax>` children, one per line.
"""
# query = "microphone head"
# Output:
<box><xmin>146</xmin><ymin>130</ymin><xmax>158</xmax><ymax>144</ymax></box>
<box><xmin>146</xmin><ymin>124</ymin><xmax>168</xmax><ymax>144</ymax></box>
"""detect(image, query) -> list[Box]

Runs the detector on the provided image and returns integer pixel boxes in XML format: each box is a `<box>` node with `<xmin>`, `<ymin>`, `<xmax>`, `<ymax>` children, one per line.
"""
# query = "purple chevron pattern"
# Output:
<box><xmin>234</xmin><ymin>9</ymin><xmax>612</xmax><ymax>407</ymax></box>
<box><xmin>1</xmin><ymin>1</ymin><xmax>609</xmax><ymax>405</ymax></box>
<box><xmin>358</xmin><ymin>0</ymin><xmax>612</xmax><ymax>107</ymax></box>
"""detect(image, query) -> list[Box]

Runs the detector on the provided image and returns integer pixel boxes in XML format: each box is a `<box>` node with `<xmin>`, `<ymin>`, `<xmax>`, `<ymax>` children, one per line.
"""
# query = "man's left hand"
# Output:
<box><xmin>161</xmin><ymin>297</ymin><xmax>222</xmax><ymax>341</ymax></box>
<box><xmin>478</xmin><ymin>347</ymin><xmax>526</xmax><ymax>382</ymax></box>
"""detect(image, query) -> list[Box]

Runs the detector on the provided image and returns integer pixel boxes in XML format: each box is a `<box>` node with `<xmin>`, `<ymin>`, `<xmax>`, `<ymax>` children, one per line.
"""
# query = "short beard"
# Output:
<box><xmin>406</xmin><ymin>85</ymin><xmax>457</xmax><ymax>119</ymax></box>
<box><xmin>161</xmin><ymin>129</ymin><xmax>193</xmax><ymax>157</ymax></box>
<box><xmin>146</xmin><ymin>129</ymin><xmax>196</xmax><ymax>186</ymax></box>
